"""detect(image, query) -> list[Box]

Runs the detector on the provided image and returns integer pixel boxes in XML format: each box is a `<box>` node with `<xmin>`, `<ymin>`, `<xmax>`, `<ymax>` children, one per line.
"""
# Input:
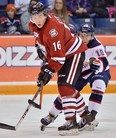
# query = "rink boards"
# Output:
<box><xmin>0</xmin><ymin>35</ymin><xmax>116</xmax><ymax>94</ymax></box>
<box><xmin>0</xmin><ymin>81</ymin><xmax>116</xmax><ymax>94</ymax></box>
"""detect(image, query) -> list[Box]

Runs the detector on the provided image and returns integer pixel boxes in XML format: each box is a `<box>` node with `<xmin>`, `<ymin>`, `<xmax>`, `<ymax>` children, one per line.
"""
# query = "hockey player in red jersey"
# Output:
<box><xmin>40</xmin><ymin>24</ymin><xmax>111</xmax><ymax>132</ymax></box>
<box><xmin>28</xmin><ymin>2</ymin><xmax>91</xmax><ymax>135</ymax></box>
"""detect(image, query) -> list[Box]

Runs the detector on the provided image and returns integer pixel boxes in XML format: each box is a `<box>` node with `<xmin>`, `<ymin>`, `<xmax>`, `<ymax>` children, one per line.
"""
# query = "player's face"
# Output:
<box><xmin>31</xmin><ymin>12</ymin><xmax>47</xmax><ymax>28</ymax></box>
<box><xmin>79</xmin><ymin>32</ymin><xmax>92</xmax><ymax>44</ymax></box>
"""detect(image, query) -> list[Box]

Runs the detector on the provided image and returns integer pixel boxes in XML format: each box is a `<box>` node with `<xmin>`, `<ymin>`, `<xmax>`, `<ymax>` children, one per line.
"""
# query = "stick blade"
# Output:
<box><xmin>0</xmin><ymin>123</ymin><xmax>16</xmax><ymax>130</ymax></box>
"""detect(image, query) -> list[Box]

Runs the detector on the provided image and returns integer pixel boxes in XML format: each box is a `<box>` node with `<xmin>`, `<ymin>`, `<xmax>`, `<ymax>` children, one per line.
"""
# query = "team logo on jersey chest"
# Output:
<box><xmin>49</xmin><ymin>29</ymin><xmax>58</xmax><ymax>37</ymax></box>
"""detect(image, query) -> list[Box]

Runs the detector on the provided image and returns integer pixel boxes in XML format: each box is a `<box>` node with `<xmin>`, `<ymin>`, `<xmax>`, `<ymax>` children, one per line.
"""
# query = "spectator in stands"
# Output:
<box><xmin>0</xmin><ymin>4</ymin><xmax>21</xmax><ymax>34</ymax></box>
<box><xmin>20</xmin><ymin>0</ymin><xmax>40</xmax><ymax>34</ymax></box>
<box><xmin>49</xmin><ymin>0</ymin><xmax>76</xmax><ymax>33</ymax></box>
<box><xmin>0</xmin><ymin>0</ymin><xmax>15</xmax><ymax>18</ymax></box>
<box><xmin>106</xmin><ymin>0</ymin><xmax>116</xmax><ymax>18</ymax></box>
<box><xmin>66</xmin><ymin>0</ymin><xmax>92</xmax><ymax>18</ymax></box>
<box><xmin>50</xmin><ymin>0</ymin><xmax>69</xmax><ymax>25</ymax></box>
<box><xmin>90</xmin><ymin>0</ymin><xmax>109</xmax><ymax>18</ymax></box>
<box><xmin>15</xmin><ymin>0</ymin><xmax>31</xmax><ymax>17</ymax></box>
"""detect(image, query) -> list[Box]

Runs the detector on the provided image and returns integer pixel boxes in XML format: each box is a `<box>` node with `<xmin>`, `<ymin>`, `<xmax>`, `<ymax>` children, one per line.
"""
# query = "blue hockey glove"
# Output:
<box><xmin>37</xmin><ymin>66</ymin><xmax>54</xmax><ymax>86</ymax></box>
<box><xmin>89</xmin><ymin>57</ymin><xmax>101</xmax><ymax>72</ymax></box>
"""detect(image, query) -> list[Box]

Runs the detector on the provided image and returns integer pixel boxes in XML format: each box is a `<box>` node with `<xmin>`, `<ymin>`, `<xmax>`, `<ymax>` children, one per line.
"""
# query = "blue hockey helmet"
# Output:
<box><xmin>79</xmin><ymin>24</ymin><xmax>95</xmax><ymax>33</ymax></box>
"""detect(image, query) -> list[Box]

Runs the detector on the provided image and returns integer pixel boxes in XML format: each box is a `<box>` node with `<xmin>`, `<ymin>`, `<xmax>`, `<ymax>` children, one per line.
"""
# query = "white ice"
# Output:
<box><xmin>0</xmin><ymin>94</ymin><xmax>116</xmax><ymax>138</ymax></box>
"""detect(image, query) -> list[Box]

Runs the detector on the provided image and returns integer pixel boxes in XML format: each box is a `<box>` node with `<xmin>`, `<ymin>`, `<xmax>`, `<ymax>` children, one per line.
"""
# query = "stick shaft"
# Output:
<box><xmin>39</xmin><ymin>82</ymin><xmax>43</xmax><ymax>109</ymax></box>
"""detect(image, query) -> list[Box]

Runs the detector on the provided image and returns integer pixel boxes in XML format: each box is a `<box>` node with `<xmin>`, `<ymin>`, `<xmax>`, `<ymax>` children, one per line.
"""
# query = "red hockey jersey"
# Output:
<box><xmin>29</xmin><ymin>15</ymin><xmax>87</xmax><ymax>72</ymax></box>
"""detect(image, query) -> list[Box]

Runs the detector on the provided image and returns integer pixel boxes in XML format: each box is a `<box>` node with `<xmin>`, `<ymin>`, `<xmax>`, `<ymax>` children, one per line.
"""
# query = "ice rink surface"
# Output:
<box><xmin>0</xmin><ymin>94</ymin><xmax>116</xmax><ymax>138</ymax></box>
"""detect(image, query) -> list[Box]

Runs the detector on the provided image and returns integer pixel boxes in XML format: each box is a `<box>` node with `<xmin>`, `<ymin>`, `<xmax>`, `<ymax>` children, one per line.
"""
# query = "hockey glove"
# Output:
<box><xmin>37</xmin><ymin>66</ymin><xmax>54</xmax><ymax>86</ymax></box>
<box><xmin>89</xmin><ymin>57</ymin><xmax>101</xmax><ymax>72</ymax></box>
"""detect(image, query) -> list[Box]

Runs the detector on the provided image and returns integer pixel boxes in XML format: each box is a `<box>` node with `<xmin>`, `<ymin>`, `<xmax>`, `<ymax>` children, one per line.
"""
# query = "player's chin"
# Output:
<box><xmin>37</xmin><ymin>24</ymin><xmax>44</xmax><ymax>28</ymax></box>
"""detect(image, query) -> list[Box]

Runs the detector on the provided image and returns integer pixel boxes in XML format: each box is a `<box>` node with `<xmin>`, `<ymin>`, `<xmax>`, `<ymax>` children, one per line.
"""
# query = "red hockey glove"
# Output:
<box><xmin>37</xmin><ymin>66</ymin><xmax>54</xmax><ymax>86</ymax></box>
<box><xmin>89</xmin><ymin>57</ymin><xmax>101</xmax><ymax>72</ymax></box>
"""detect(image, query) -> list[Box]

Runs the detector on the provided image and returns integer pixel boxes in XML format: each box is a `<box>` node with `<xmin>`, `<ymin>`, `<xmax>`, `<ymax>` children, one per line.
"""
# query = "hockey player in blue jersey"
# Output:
<box><xmin>40</xmin><ymin>24</ymin><xmax>111</xmax><ymax>133</ymax></box>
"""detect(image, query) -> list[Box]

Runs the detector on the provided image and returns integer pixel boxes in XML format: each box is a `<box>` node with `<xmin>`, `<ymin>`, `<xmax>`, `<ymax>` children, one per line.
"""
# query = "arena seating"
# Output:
<box><xmin>95</xmin><ymin>18</ymin><xmax>116</xmax><ymax>34</ymax></box>
<box><xmin>70</xmin><ymin>16</ymin><xmax>116</xmax><ymax>34</ymax></box>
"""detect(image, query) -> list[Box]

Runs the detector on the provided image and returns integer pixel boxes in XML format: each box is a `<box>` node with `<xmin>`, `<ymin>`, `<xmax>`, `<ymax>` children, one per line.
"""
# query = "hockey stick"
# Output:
<box><xmin>0</xmin><ymin>81</ymin><xmax>43</xmax><ymax>131</ymax></box>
